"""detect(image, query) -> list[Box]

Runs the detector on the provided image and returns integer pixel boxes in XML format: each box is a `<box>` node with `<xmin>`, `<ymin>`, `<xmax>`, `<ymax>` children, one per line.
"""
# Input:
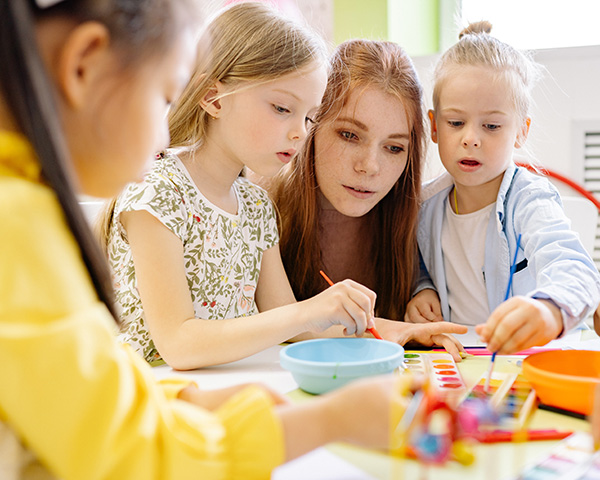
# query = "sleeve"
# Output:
<box><xmin>116</xmin><ymin>166</ymin><xmax>189</xmax><ymax>242</ymax></box>
<box><xmin>413</xmin><ymin>249</ymin><xmax>436</xmax><ymax>296</ymax></box>
<box><xmin>512</xmin><ymin>180</ymin><xmax>600</xmax><ymax>332</ymax></box>
<box><xmin>0</xmin><ymin>184</ymin><xmax>285</xmax><ymax>480</ymax></box>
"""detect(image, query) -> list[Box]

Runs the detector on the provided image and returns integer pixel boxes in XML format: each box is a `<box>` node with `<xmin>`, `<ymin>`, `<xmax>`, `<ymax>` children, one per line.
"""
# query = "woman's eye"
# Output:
<box><xmin>273</xmin><ymin>104</ymin><xmax>290</xmax><ymax>114</ymax></box>
<box><xmin>448</xmin><ymin>120</ymin><xmax>463</xmax><ymax>127</ymax></box>
<box><xmin>387</xmin><ymin>145</ymin><xmax>405</xmax><ymax>154</ymax></box>
<box><xmin>485</xmin><ymin>123</ymin><xmax>501</xmax><ymax>131</ymax></box>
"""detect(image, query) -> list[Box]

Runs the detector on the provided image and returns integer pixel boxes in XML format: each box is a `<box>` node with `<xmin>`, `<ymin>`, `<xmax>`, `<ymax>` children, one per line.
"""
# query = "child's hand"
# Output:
<box><xmin>593</xmin><ymin>303</ymin><xmax>600</xmax><ymax>337</ymax></box>
<box><xmin>301</xmin><ymin>279</ymin><xmax>377</xmax><ymax>336</ymax></box>
<box><xmin>475</xmin><ymin>296</ymin><xmax>563</xmax><ymax>354</ymax></box>
<box><xmin>318</xmin><ymin>374</ymin><xmax>423</xmax><ymax>450</ymax></box>
<box><xmin>404</xmin><ymin>289</ymin><xmax>443</xmax><ymax>323</ymax></box>
<box><xmin>378</xmin><ymin>319</ymin><xmax>467</xmax><ymax>362</ymax></box>
<box><xmin>178</xmin><ymin>383</ymin><xmax>289</xmax><ymax>411</ymax></box>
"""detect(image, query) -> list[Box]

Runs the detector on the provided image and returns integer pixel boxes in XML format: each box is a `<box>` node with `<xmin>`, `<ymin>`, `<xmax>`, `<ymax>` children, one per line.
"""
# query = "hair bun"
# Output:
<box><xmin>459</xmin><ymin>21</ymin><xmax>492</xmax><ymax>39</ymax></box>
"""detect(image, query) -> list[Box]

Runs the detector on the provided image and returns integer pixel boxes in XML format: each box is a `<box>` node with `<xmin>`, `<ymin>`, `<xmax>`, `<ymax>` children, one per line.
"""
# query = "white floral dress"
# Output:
<box><xmin>107</xmin><ymin>152</ymin><xmax>279</xmax><ymax>362</ymax></box>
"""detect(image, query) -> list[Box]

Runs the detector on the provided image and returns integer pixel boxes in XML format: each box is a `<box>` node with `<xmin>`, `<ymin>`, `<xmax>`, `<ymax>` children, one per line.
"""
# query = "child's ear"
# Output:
<box><xmin>56</xmin><ymin>21</ymin><xmax>111</xmax><ymax>108</ymax></box>
<box><xmin>200</xmin><ymin>81</ymin><xmax>224</xmax><ymax>118</ymax></box>
<box><xmin>515</xmin><ymin>117</ymin><xmax>531</xmax><ymax>149</ymax></box>
<box><xmin>428</xmin><ymin>110</ymin><xmax>438</xmax><ymax>143</ymax></box>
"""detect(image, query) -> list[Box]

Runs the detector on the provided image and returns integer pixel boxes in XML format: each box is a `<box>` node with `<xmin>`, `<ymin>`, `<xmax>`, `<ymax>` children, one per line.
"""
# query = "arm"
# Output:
<box><xmin>1</xmin><ymin>189</ymin><xmax>285</xmax><ymax>479</ymax></box>
<box><xmin>414</xmin><ymin>249</ymin><xmax>436</xmax><ymax>295</ymax></box>
<box><xmin>182</xmin><ymin>375</ymin><xmax>413</xmax><ymax>462</ymax></box>
<box><xmin>123</xmin><ymin>210</ymin><xmax>376</xmax><ymax>370</ymax></box>
<box><xmin>475</xmin><ymin>297</ymin><xmax>562</xmax><ymax>354</ymax></box>
<box><xmin>476</xmin><ymin>180</ymin><xmax>599</xmax><ymax>353</ymax></box>
<box><xmin>594</xmin><ymin>303</ymin><xmax>600</xmax><ymax>336</ymax></box>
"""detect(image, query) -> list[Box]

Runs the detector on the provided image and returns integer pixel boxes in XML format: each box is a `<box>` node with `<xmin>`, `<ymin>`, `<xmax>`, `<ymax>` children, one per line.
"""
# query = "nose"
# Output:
<box><xmin>354</xmin><ymin>147</ymin><xmax>379</xmax><ymax>175</ymax></box>
<box><xmin>462</xmin><ymin>125</ymin><xmax>480</xmax><ymax>148</ymax></box>
<box><xmin>288</xmin><ymin>120</ymin><xmax>308</xmax><ymax>143</ymax></box>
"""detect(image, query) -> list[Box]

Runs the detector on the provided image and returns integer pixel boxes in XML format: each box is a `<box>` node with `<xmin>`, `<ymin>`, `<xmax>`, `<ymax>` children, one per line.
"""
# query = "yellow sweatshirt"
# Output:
<box><xmin>0</xmin><ymin>131</ymin><xmax>284</xmax><ymax>480</ymax></box>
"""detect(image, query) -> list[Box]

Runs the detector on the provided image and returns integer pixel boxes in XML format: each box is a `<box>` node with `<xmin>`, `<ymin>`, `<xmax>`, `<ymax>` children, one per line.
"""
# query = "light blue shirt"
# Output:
<box><xmin>417</xmin><ymin>162</ymin><xmax>600</xmax><ymax>332</ymax></box>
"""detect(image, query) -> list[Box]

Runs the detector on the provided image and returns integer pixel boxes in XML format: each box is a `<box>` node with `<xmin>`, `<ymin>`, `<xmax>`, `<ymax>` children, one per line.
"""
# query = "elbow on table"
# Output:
<box><xmin>155</xmin><ymin>340</ymin><xmax>207</xmax><ymax>371</ymax></box>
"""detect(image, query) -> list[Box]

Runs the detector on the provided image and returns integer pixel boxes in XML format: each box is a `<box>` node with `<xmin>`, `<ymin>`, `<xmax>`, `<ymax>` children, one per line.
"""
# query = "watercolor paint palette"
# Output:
<box><xmin>462</xmin><ymin>370</ymin><xmax>514</xmax><ymax>401</ymax></box>
<box><xmin>497</xmin><ymin>374</ymin><xmax>538</xmax><ymax>429</ymax></box>
<box><xmin>403</xmin><ymin>352</ymin><xmax>466</xmax><ymax>394</ymax></box>
<box><xmin>517</xmin><ymin>432</ymin><xmax>600</xmax><ymax>480</ymax></box>
<box><xmin>461</xmin><ymin>371</ymin><xmax>537</xmax><ymax>429</ymax></box>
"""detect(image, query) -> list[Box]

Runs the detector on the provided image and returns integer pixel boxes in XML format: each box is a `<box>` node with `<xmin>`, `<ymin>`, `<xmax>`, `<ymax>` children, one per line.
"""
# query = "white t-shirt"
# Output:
<box><xmin>441</xmin><ymin>195</ymin><xmax>494</xmax><ymax>325</ymax></box>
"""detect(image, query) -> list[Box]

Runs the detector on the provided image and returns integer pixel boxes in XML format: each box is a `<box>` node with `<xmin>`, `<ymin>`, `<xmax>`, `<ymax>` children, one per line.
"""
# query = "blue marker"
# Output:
<box><xmin>485</xmin><ymin>234</ymin><xmax>522</xmax><ymax>393</ymax></box>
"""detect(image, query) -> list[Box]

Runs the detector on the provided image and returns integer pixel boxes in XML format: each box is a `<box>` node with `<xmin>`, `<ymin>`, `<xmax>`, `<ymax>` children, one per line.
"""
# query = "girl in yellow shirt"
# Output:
<box><xmin>0</xmin><ymin>1</ymin><xmax>404</xmax><ymax>479</ymax></box>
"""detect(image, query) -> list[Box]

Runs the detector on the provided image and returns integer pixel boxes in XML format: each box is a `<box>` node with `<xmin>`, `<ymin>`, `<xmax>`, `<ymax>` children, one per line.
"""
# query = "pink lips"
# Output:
<box><xmin>458</xmin><ymin>158</ymin><xmax>481</xmax><ymax>172</ymax></box>
<box><xmin>343</xmin><ymin>185</ymin><xmax>375</xmax><ymax>199</ymax></box>
<box><xmin>277</xmin><ymin>149</ymin><xmax>296</xmax><ymax>164</ymax></box>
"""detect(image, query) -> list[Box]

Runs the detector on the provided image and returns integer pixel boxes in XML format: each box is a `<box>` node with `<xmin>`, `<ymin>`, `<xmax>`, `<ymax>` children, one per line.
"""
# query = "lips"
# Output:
<box><xmin>343</xmin><ymin>185</ymin><xmax>375</xmax><ymax>198</ymax></box>
<box><xmin>346</xmin><ymin>185</ymin><xmax>373</xmax><ymax>193</ymax></box>
<box><xmin>459</xmin><ymin>159</ymin><xmax>481</xmax><ymax>167</ymax></box>
<box><xmin>457</xmin><ymin>158</ymin><xmax>482</xmax><ymax>172</ymax></box>
<box><xmin>276</xmin><ymin>149</ymin><xmax>296</xmax><ymax>165</ymax></box>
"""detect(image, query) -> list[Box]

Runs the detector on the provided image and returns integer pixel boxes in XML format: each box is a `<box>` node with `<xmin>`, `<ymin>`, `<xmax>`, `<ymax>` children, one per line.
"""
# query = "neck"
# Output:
<box><xmin>180</xmin><ymin>136</ymin><xmax>244</xmax><ymax>214</ymax></box>
<box><xmin>454</xmin><ymin>173</ymin><xmax>505</xmax><ymax>214</ymax></box>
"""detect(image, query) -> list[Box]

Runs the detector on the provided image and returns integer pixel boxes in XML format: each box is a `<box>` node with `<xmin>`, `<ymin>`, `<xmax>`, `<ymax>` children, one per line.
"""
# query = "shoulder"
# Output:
<box><xmin>117</xmin><ymin>153</ymin><xmax>190</xmax><ymax>212</ymax></box>
<box><xmin>0</xmin><ymin>177</ymin><xmax>60</xmax><ymax>234</ymax></box>
<box><xmin>236</xmin><ymin>177</ymin><xmax>275</xmax><ymax>210</ymax></box>
<box><xmin>0</xmin><ymin>178</ymin><xmax>93</xmax><ymax>299</ymax></box>
<box><xmin>420</xmin><ymin>172</ymin><xmax>454</xmax><ymax>205</ymax></box>
<box><xmin>507</xmin><ymin>166</ymin><xmax>561</xmax><ymax>205</ymax></box>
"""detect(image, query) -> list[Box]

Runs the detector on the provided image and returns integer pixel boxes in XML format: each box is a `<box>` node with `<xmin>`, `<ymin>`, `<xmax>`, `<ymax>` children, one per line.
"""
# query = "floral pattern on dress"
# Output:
<box><xmin>107</xmin><ymin>152</ymin><xmax>279</xmax><ymax>362</ymax></box>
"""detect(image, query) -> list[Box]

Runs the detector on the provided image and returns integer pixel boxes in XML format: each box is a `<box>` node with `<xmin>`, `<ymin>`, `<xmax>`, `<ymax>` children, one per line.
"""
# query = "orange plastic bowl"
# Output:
<box><xmin>522</xmin><ymin>350</ymin><xmax>600</xmax><ymax>416</ymax></box>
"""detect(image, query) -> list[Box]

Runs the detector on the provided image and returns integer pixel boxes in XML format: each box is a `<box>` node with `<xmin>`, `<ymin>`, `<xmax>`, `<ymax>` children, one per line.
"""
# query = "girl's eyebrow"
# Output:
<box><xmin>441</xmin><ymin>107</ymin><xmax>509</xmax><ymax>116</ymax></box>
<box><xmin>272</xmin><ymin>88</ymin><xmax>301</xmax><ymax>102</ymax></box>
<box><xmin>335</xmin><ymin>116</ymin><xmax>409</xmax><ymax>140</ymax></box>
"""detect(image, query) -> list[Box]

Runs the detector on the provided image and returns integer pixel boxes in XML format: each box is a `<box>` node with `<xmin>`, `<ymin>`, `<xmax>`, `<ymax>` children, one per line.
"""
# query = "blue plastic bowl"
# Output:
<box><xmin>280</xmin><ymin>338</ymin><xmax>404</xmax><ymax>394</ymax></box>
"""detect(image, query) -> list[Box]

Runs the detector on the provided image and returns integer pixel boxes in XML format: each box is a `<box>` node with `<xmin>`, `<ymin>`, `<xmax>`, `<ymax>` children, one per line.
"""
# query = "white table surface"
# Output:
<box><xmin>152</xmin><ymin>344</ymin><xmax>299</xmax><ymax>394</ymax></box>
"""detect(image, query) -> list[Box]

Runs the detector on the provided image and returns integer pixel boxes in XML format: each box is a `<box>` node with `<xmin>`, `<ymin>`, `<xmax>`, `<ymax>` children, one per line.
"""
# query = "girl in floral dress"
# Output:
<box><xmin>102</xmin><ymin>2</ymin><xmax>383</xmax><ymax>369</ymax></box>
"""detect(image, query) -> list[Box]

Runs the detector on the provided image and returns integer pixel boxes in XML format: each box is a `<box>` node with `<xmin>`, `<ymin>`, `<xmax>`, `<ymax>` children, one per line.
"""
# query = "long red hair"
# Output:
<box><xmin>270</xmin><ymin>39</ymin><xmax>425</xmax><ymax>320</ymax></box>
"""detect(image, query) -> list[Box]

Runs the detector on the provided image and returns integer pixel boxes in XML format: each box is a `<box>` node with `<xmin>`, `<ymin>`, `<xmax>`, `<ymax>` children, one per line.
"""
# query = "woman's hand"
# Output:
<box><xmin>404</xmin><ymin>289</ymin><xmax>443</xmax><ymax>323</ymax></box>
<box><xmin>377</xmin><ymin>318</ymin><xmax>467</xmax><ymax>362</ymax></box>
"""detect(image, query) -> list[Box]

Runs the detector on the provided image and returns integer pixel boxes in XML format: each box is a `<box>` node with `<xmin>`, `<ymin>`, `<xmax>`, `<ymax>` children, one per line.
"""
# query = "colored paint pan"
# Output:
<box><xmin>403</xmin><ymin>352</ymin><xmax>466</xmax><ymax>395</ymax></box>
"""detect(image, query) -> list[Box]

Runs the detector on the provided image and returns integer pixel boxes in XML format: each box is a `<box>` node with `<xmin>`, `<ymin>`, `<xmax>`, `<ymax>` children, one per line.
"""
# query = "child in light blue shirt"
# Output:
<box><xmin>406</xmin><ymin>21</ymin><xmax>600</xmax><ymax>354</ymax></box>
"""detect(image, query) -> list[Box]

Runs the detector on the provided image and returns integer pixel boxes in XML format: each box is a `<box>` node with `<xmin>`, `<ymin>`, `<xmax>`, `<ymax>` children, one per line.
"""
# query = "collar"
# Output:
<box><xmin>495</xmin><ymin>161</ymin><xmax>519</xmax><ymax>225</ymax></box>
<box><xmin>0</xmin><ymin>131</ymin><xmax>42</xmax><ymax>182</ymax></box>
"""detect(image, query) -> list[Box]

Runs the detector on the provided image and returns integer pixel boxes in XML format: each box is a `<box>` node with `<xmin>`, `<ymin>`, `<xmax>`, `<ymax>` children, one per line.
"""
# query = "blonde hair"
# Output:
<box><xmin>168</xmin><ymin>1</ymin><xmax>328</xmax><ymax>151</ymax></box>
<box><xmin>432</xmin><ymin>21</ymin><xmax>542</xmax><ymax>121</ymax></box>
<box><xmin>97</xmin><ymin>1</ymin><xmax>326</xmax><ymax>254</ymax></box>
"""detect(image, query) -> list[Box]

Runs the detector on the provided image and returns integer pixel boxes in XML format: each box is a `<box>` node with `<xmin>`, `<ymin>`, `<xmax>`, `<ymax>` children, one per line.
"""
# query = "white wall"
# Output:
<box><xmin>412</xmin><ymin>45</ymin><xmax>600</xmax><ymax>192</ymax></box>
